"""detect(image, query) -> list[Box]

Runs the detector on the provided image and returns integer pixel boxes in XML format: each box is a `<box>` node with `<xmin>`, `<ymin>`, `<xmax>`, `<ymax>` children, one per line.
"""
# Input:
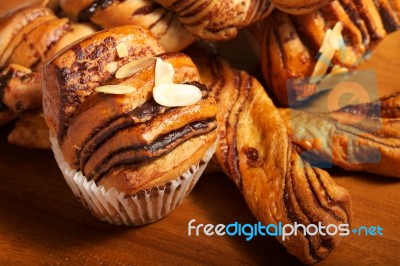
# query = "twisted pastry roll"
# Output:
<box><xmin>0</xmin><ymin>5</ymin><xmax>96</xmax><ymax>148</ymax></box>
<box><xmin>279</xmin><ymin>91</ymin><xmax>400</xmax><ymax>178</ymax></box>
<box><xmin>59</xmin><ymin>0</ymin><xmax>195</xmax><ymax>52</ymax></box>
<box><xmin>188</xmin><ymin>45</ymin><xmax>351</xmax><ymax>264</ymax></box>
<box><xmin>254</xmin><ymin>0</ymin><xmax>400</xmax><ymax>105</ymax></box>
<box><xmin>59</xmin><ymin>0</ymin><xmax>275</xmax><ymax>51</ymax></box>
<box><xmin>43</xmin><ymin>25</ymin><xmax>218</xmax><ymax>195</ymax></box>
<box><xmin>154</xmin><ymin>0</ymin><xmax>273</xmax><ymax>40</ymax></box>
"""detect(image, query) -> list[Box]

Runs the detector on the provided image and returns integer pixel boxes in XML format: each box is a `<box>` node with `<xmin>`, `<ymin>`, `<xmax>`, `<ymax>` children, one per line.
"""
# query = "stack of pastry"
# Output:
<box><xmin>0</xmin><ymin>0</ymin><xmax>400</xmax><ymax>264</ymax></box>
<box><xmin>0</xmin><ymin>4</ymin><xmax>96</xmax><ymax>148</ymax></box>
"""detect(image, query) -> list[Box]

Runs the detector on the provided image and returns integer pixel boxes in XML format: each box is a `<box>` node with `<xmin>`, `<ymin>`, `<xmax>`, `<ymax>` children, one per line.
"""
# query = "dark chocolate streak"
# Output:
<box><xmin>78</xmin><ymin>0</ymin><xmax>122</xmax><ymax>22</ymax></box>
<box><xmin>79</xmin><ymin>100</ymin><xmax>170</xmax><ymax>170</ymax></box>
<box><xmin>375</xmin><ymin>0</ymin><xmax>400</xmax><ymax>33</ymax></box>
<box><xmin>0</xmin><ymin>70</ymin><xmax>13</xmax><ymax>112</ymax></box>
<box><xmin>77</xmin><ymin>82</ymin><xmax>209</xmax><ymax>168</ymax></box>
<box><xmin>339</xmin><ymin>0</ymin><xmax>370</xmax><ymax>45</ymax></box>
<box><xmin>91</xmin><ymin>119</ymin><xmax>217</xmax><ymax>182</ymax></box>
<box><xmin>284</xmin><ymin>143</ymin><xmax>350</xmax><ymax>261</ymax></box>
<box><xmin>179</xmin><ymin>0</ymin><xmax>211</xmax><ymax>18</ymax></box>
<box><xmin>170</xmin><ymin>0</ymin><xmax>199</xmax><ymax>14</ymax></box>
<box><xmin>132</xmin><ymin>3</ymin><xmax>158</xmax><ymax>16</ymax></box>
<box><xmin>228</xmin><ymin>72</ymin><xmax>251</xmax><ymax>191</ymax></box>
<box><xmin>149</xmin><ymin>6</ymin><xmax>169</xmax><ymax>30</ymax></box>
<box><xmin>283</xmin><ymin>156</ymin><xmax>325</xmax><ymax>262</ymax></box>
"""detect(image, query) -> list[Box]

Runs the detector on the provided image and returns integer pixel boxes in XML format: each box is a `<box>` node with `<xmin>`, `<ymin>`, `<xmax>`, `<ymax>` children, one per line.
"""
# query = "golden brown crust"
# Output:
<box><xmin>188</xmin><ymin>44</ymin><xmax>351</xmax><ymax>264</ymax></box>
<box><xmin>8</xmin><ymin>18</ymin><xmax>71</xmax><ymax>68</ymax></box>
<box><xmin>59</xmin><ymin>0</ymin><xmax>195</xmax><ymax>52</ymax></box>
<box><xmin>7</xmin><ymin>110</ymin><xmax>51</xmax><ymax>149</ymax></box>
<box><xmin>0</xmin><ymin>13</ymin><xmax>57</xmax><ymax>66</ymax></box>
<box><xmin>155</xmin><ymin>0</ymin><xmax>274</xmax><ymax>40</ymax></box>
<box><xmin>99</xmin><ymin>133</ymin><xmax>216</xmax><ymax>194</ymax></box>
<box><xmin>43</xmin><ymin>25</ymin><xmax>217</xmax><ymax>193</ymax></box>
<box><xmin>0</xmin><ymin>6</ymin><xmax>96</xmax><ymax>149</ymax></box>
<box><xmin>0</xmin><ymin>64</ymin><xmax>42</xmax><ymax>114</ymax></box>
<box><xmin>0</xmin><ymin>6</ymin><xmax>54</xmax><ymax>65</ymax></box>
<box><xmin>60</xmin><ymin>0</ymin><xmax>274</xmax><ymax>50</ymax></box>
<box><xmin>254</xmin><ymin>0</ymin><xmax>400</xmax><ymax>105</ymax></box>
<box><xmin>271</xmin><ymin>0</ymin><xmax>334</xmax><ymax>14</ymax></box>
<box><xmin>41</xmin><ymin>22</ymin><xmax>98</xmax><ymax>65</ymax></box>
<box><xmin>279</xmin><ymin>91</ymin><xmax>400</xmax><ymax>178</ymax></box>
<box><xmin>42</xmin><ymin>25</ymin><xmax>165</xmax><ymax>142</ymax></box>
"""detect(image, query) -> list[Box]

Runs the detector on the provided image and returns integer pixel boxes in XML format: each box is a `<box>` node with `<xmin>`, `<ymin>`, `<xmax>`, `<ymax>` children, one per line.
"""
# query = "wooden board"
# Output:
<box><xmin>0</xmin><ymin>32</ymin><xmax>399</xmax><ymax>266</ymax></box>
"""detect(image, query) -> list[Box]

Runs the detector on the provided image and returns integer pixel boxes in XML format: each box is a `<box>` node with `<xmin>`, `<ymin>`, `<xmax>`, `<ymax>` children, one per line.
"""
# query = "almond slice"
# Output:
<box><xmin>115</xmin><ymin>57</ymin><xmax>157</xmax><ymax>79</ymax></box>
<box><xmin>153</xmin><ymin>83</ymin><xmax>202</xmax><ymax>107</ymax></box>
<box><xmin>105</xmin><ymin>62</ymin><xmax>119</xmax><ymax>74</ymax></box>
<box><xmin>95</xmin><ymin>84</ymin><xmax>136</xmax><ymax>94</ymax></box>
<box><xmin>310</xmin><ymin>47</ymin><xmax>336</xmax><ymax>84</ymax></box>
<box><xmin>155</xmin><ymin>57</ymin><xmax>174</xmax><ymax>86</ymax></box>
<box><xmin>328</xmin><ymin>22</ymin><xmax>344</xmax><ymax>50</ymax></box>
<box><xmin>319</xmin><ymin>29</ymin><xmax>332</xmax><ymax>53</ymax></box>
<box><xmin>311</xmin><ymin>22</ymin><xmax>344</xmax><ymax>84</ymax></box>
<box><xmin>116</xmin><ymin>42</ymin><xmax>129</xmax><ymax>58</ymax></box>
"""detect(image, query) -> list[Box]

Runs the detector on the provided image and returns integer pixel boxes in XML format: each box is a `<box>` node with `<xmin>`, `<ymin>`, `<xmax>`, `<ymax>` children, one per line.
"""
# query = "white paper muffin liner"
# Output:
<box><xmin>50</xmin><ymin>136</ymin><xmax>216</xmax><ymax>226</ymax></box>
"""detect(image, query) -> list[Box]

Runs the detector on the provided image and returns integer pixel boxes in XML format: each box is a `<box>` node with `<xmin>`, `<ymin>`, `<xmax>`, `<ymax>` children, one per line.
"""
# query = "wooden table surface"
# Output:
<box><xmin>0</xmin><ymin>32</ymin><xmax>400</xmax><ymax>266</ymax></box>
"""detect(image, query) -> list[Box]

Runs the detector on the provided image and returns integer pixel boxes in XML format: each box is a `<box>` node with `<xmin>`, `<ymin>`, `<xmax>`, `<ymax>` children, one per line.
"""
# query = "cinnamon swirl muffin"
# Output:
<box><xmin>42</xmin><ymin>25</ymin><xmax>218</xmax><ymax>225</ymax></box>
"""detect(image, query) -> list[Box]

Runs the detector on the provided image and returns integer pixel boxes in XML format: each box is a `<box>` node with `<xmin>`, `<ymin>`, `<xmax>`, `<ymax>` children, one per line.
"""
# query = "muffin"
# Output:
<box><xmin>42</xmin><ymin>25</ymin><xmax>218</xmax><ymax>225</ymax></box>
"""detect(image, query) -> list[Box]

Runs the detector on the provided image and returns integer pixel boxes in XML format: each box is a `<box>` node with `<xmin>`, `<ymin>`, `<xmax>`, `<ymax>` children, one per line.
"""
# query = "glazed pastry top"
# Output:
<box><xmin>43</xmin><ymin>25</ymin><xmax>218</xmax><ymax>193</ymax></box>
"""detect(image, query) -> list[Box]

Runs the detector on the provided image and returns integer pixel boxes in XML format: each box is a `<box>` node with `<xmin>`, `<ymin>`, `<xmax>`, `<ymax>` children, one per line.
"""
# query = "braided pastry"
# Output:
<box><xmin>253</xmin><ymin>0</ymin><xmax>400</xmax><ymax>105</ymax></box>
<box><xmin>59</xmin><ymin>0</ymin><xmax>275</xmax><ymax>51</ymax></box>
<box><xmin>279</xmin><ymin>91</ymin><xmax>400</xmax><ymax>178</ymax></box>
<box><xmin>0</xmin><ymin>5</ymin><xmax>96</xmax><ymax>148</ymax></box>
<box><xmin>153</xmin><ymin>0</ymin><xmax>274</xmax><ymax>40</ymax></box>
<box><xmin>187</xmin><ymin>44</ymin><xmax>352</xmax><ymax>264</ymax></box>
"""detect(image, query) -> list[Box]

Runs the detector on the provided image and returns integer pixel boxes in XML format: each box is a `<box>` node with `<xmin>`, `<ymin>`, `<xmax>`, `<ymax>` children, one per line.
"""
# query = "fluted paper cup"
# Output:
<box><xmin>50</xmin><ymin>136</ymin><xmax>216</xmax><ymax>226</ymax></box>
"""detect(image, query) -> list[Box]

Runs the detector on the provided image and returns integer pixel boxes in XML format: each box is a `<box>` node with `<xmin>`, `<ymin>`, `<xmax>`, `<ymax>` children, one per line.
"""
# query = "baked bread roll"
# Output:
<box><xmin>187</xmin><ymin>44</ymin><xmax>351</xmax><ymax>264</ymax></box>
<box><xmin>252</xmin><ymin>0</ymin><xmax>400</xmax><ymax>105</ymax></box>
<box><xmin>42</xmin><ymin>25</ymin><xmax>218</xmax><ymax>224</ymax></box>
<box><xmin>59</xmin><ymin>0</ymin><xmax>274</xmax><ymax>51</ymax></box>
<box><xmin>0</xmin><ymin>5</ymin><xmax>96</xmax><ymax>148</ymax></box>
<box><xmin>279</xmin><ymin>91</ymin><xmax>400</xmax><ymax>178</ymax></box>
